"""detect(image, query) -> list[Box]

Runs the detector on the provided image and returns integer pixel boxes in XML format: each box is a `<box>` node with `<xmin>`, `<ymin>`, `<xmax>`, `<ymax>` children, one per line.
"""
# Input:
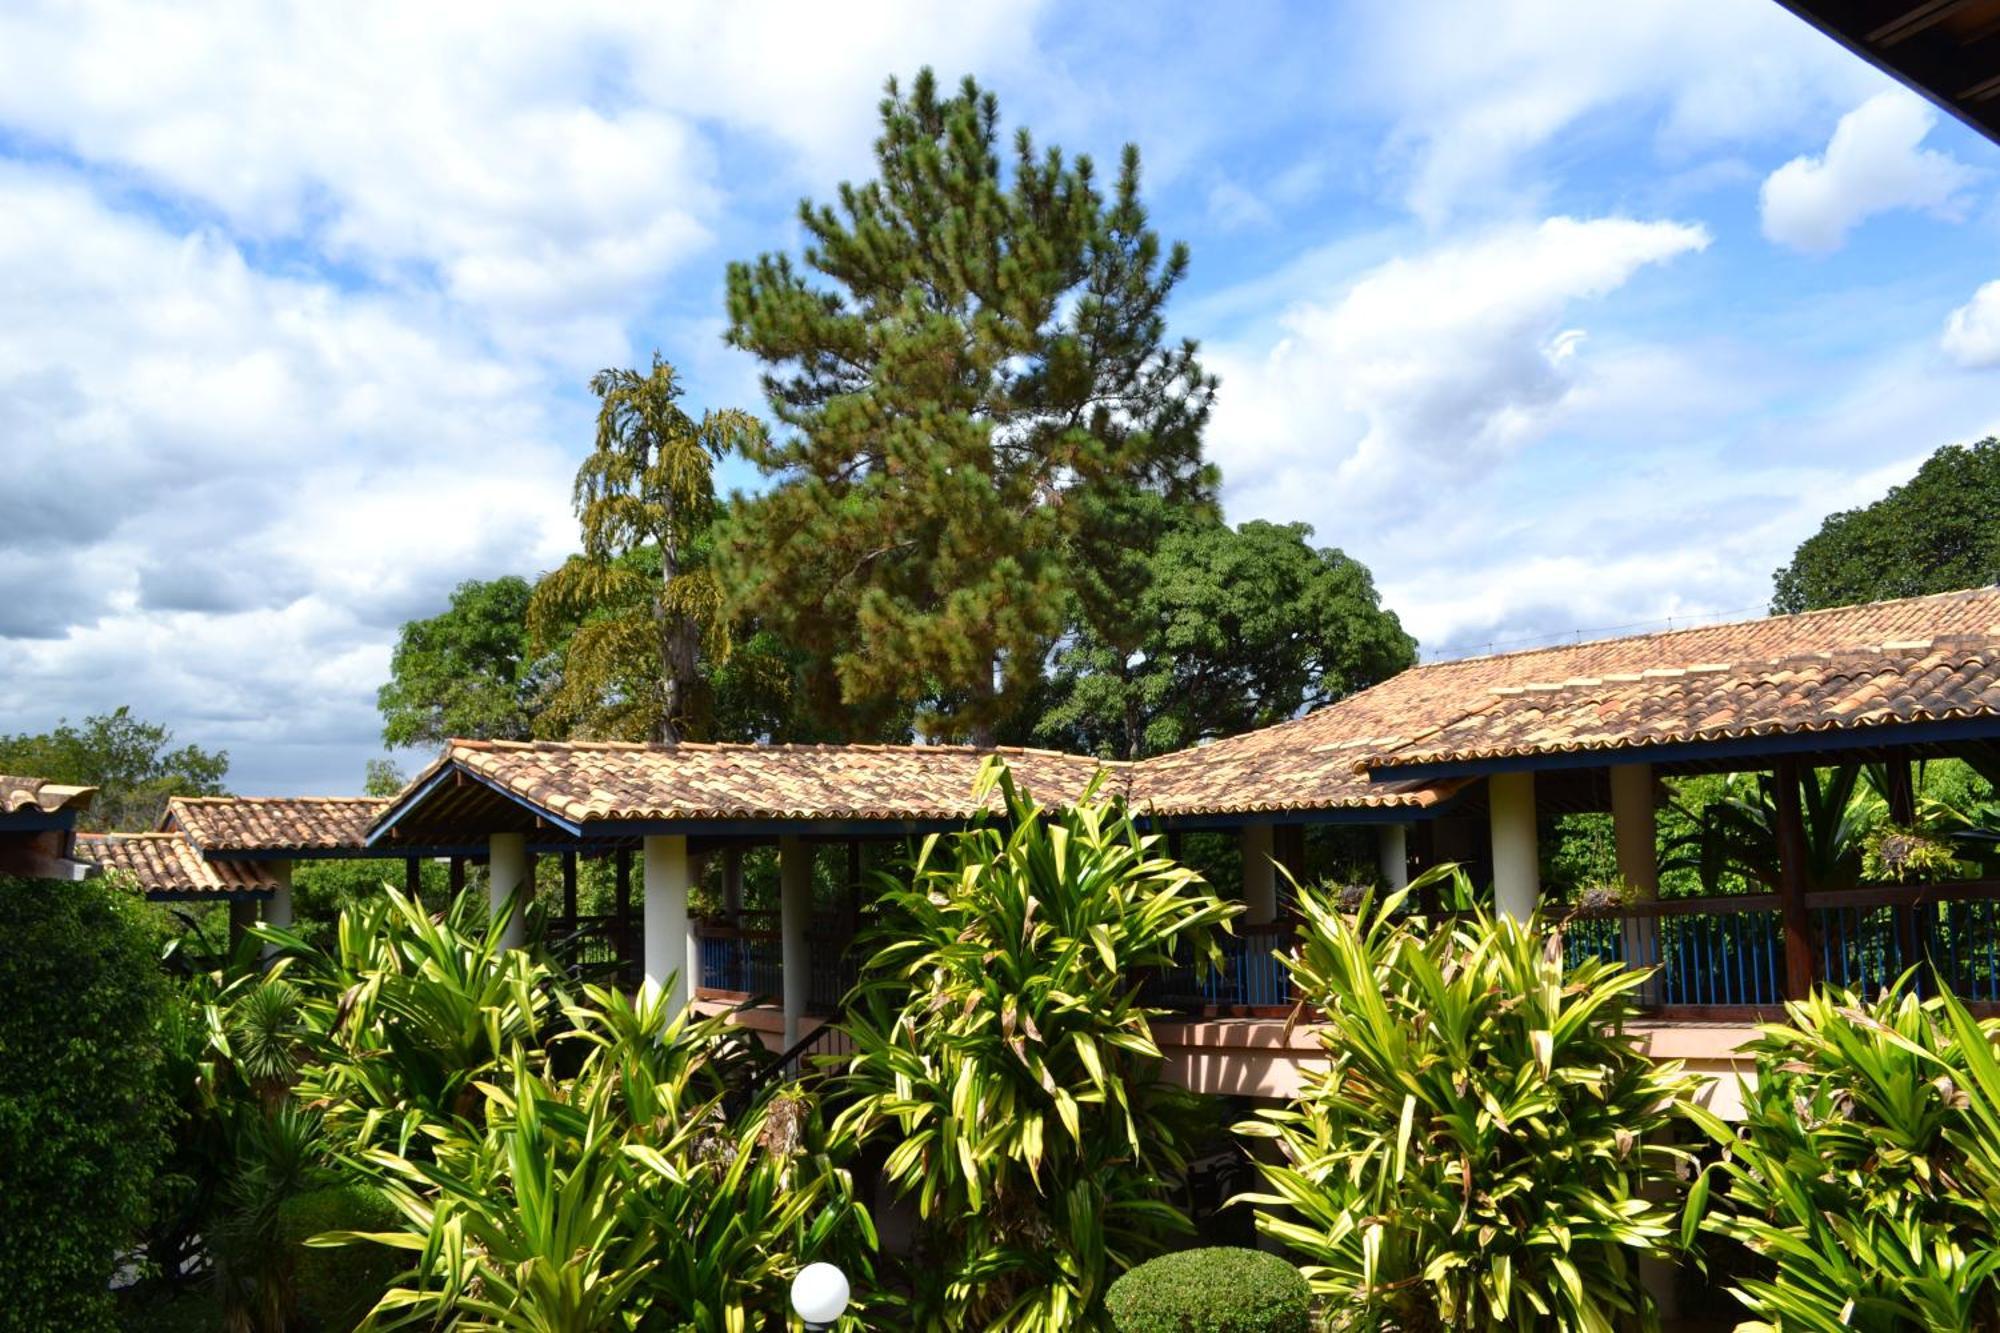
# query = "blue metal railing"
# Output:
<box><xmin>1145</xmin><ymin>926</ymin><xmax>1297</xmax><ymax>1012</ymax></box>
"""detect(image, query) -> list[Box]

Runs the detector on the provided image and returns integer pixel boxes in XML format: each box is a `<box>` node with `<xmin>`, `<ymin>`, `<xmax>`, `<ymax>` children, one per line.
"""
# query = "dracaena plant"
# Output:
<box><xmin>833</xmin><ymin>760</ymin><xmax>1239</xmax><ymax>1332</ymax></box>
<box><xmin>331</xmin><ymin>982</ymin><xmax>875</xmax><ymax>1332</ymax></box>
<box><xmin>1683</xmin><ymin>980</ymin><xmax>2000</xmax><ymax>1332</ymax></box>
<box><xmin>1237</xmin><ymin>874</ymin><xmax>1698</xmax><ymax>1332</ymax></box>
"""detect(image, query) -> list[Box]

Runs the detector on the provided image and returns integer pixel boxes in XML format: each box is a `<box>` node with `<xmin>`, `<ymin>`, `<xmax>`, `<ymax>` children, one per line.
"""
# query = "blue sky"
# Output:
<box><xmin>3</xmin><ymin>1</ymin><xmax>1998</xmax><ymax>795</ymax></box>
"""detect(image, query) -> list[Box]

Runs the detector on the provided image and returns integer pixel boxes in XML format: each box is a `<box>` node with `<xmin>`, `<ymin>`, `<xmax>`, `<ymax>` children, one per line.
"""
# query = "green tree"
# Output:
<box><xmin>1038</xmin><ymin>518</ymin><xmax>1415</xmax><ymax>758</ymax></box>
<box><xmin>0</xmin><ymin>706</ymin><xmax>227</xmax><ymax>831</ymax></box>
<box><xmin>1772</xmin><ymin>437</ymin><xmax>2000</xmax><ymax>613</ymax></box>
<box><xmin>529</xmin><ymin>357</ymin><xmax>761</xmax><ymax>743</ymax></box>
<box><xmin>376</xmin><ymin>576</ymin><xmax>547</xmax><ymax>747</ymax></box>
<box><xmin>722</xmin><ymin>69</ymin><xmax>1217</xmax><ymax>745</ymax></box>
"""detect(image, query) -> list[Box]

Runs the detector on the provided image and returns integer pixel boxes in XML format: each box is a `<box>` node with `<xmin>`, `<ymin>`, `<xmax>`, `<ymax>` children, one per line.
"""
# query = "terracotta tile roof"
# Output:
<box><xmin>163</xmin><ymin>796</ymin><xmax>387</xmax><ymax>853</ymax></box>
<box><xmin>399</xmin><ymin>740</ymin><xmax>1121</xmax><ymax>827</ymax></box>
<box><xmin>74</xmin><ymin>831</ymin><xmax>280</xmax><ymax>897</ymax></box>
<box><xmin>1362</xmin><ymin>637</ymin><xmax>2000</xmax><ymax>772</ymax></box>
<box><xmin>0</xmin><ymin>774</ymin><xmax>97</xmax><ymax>817</ymax></box>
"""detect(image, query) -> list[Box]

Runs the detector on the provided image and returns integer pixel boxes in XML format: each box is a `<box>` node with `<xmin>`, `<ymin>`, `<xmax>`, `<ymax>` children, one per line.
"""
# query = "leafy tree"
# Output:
<box><xmin>363</xmin><ymin>758</ymin><xmax>405</xmax><ymax>798</ymax></box>
<box><xmin>1772</xmin><ymin>437</ymin><xmax>2000</xmax><ymax>613</ymax></box>
<box><xmin>722</xmin><ymin>69</ymin><xmax>1218</xmax><ymax>744</ymax></box>
<box><xmin>1038</xmin><ymin>518</ymin><xmax>1415</xmax><ymax>758</ymax></box>
<box><xmin>376</xmin><ymin>576</ymin><xmax>547</xmax><ymax>747</ymax></box>
<box><xmin>529</xmin><ymin>357</ymin><xmax>761</xmax><ymax>743</ymax></box>
<box><xmin>0</xmin><ymin>706</ymin><xmax>227</xmax><ymax>831</ymax></box>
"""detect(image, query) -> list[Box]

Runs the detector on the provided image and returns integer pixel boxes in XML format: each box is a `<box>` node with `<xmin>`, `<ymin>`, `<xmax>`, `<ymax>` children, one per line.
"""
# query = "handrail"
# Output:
<box><xmin>1568</xmin><ymin>879</ymin><xmax>2000</xmax><ymax>921</ymax></box>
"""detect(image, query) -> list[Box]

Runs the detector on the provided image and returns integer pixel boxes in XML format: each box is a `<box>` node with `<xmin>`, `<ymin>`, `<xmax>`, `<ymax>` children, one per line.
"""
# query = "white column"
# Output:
<box><xmin>1375</xmin><ymin>825</ymin><xmax>1408</xmax><ymax>892</ymax></box>
<box><xmin>1240</xmin><ymin>823</ymin><xmax>1277</xmax><ymax>925</ymax></box>
<box><xmin>780</xmin><ymin>837</ymin><xmax>814</xmax><ymax>1046</ymax></box>
<box><xmin>1488</xmin><ymin>772</ymin><xmax>1540</xmax><ymax>921</ymax></box>
<box><xmin>261</xmin><ymin>860</ymin><xmax>293</xmax><ymax>961</ymax></box>
<box><xmin>1610</xmin><ymin>763</ymin><xmax>1659</xmax><ymax>897</ymax></box>
<box><xmin>643</xmin><ymin>834</ymin><xmax>693</xmax><ymax>1010</ymax></box>
<box><xmin>488</xmin><ymin>832</ymin><xmax>528</xmax><ymax>952</ymax></box>
<box><xmin>722</xmin><ymin>846</ymin><xmax>744</xmax><ymax>921</ymax></box>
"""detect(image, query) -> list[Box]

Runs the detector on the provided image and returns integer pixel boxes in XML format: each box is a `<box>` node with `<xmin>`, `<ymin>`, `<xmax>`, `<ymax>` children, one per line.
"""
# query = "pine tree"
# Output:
<box><xmin>528</xmin><ymin>356</ymin><xmax>761</xmax><ymax>743</ymax></box>
<box><xmin>721</xmin><ymin>69</ymin><xmax>1217</xmax><ymax>744</ymax></box>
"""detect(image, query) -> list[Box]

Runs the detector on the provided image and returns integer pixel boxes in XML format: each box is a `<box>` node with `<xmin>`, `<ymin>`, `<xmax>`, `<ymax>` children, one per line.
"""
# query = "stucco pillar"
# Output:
<box><xmin>1610</xmin><ymin>764</ymin><xmax>1659</xmax><ymax>897</ymax></box>
<box><xmin>780</xmin><ymin>836</ymin><xmax>813</xmax><ymax>1046</ymax></box>
<box><xmin>261</xmin><ymin>860</ymin><xmax>293</xmax><ymax>961</ymax></box>
<box><xmin>1488</xmin><ymin>772</ymin><xmax>1540</xmax><ymax>921</ymax></box>
<box><xmin>643</xmin><ymin>834</ymin><xmax>693</xmax><ymax>1010</ymax></box>
<box><xmin>1376</xmin><ymin>824</ymin><xmax>1408</xmax><ymax>892</ymax></box>
<box><xmin>1240</xmin><ymin>823</ymin><xmax>1277</xmax><ymax>925</ymax></box>
<box><xmin>488</xmin><ymin>832</ymin><xmax>528</xmax><ymax>952</ymax></box>
<box><xmin>722</xmin><ymin>846</ymin><xmax>744</xmax><ymax>921</ymax></box>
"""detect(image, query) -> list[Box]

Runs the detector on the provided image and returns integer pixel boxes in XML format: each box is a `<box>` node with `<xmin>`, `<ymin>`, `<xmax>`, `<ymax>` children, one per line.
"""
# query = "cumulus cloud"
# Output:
<box><xmin>1760</xmin><ymin>92</ymin><xmax>1974</xmax><ymax>254</ymax></box>
<box><xmin>1207</xmin><ymin>215</ymin><xmax>1710</xmax><ymax>523</ymax></box>
<box><xmin>1943</xmin><ymin>280</ymin><xmax>2000</xmax><ymax>368</ymax></box>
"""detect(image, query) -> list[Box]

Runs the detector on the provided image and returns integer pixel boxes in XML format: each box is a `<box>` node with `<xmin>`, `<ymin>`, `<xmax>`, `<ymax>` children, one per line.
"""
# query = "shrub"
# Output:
<box><xmin>1238</xmin><ymin>876</ymin><xmax>1698</xmax><ymax>1331</ymax></box>
<box><xmin>1106</xmin><ymin>1248</ymin><xmax>1312</xmax><ymax>1333</ymax></box>
<box><xmin>835</xmin><ymin>761</ymin><xmax>1239</xmax><ymax>1331</ymax></box>
<box><xmin>0</xmin><ymin>875</ymin><xmax>169</xmax><ymax>1332</ymax></box>
<box><xmin>277</xmin><ymin>1184</ymin><xmax>404</xmax><ymax>1332</ymax></box>
<box><xmin>1683</xmin><ymin>981</ymin><xmax>2000</xmax><ymax>1330</ymax></box>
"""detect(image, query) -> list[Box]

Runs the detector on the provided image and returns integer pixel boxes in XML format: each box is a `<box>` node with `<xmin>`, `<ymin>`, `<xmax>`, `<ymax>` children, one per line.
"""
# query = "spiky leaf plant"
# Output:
<box><xmin>1683</xmin><ymin>980</ymin><xmax>2000</xmax><ymax>1331</ymax></box>
<box><xmin>1238</xmin><ymin>876</ymin><xmax>1697</xmax><ymax>1332</ymax></box>
<box><xmin>834</xmin><ymin>760</ymin><xmax>1239</xmax><ymax>1331</ymax></box>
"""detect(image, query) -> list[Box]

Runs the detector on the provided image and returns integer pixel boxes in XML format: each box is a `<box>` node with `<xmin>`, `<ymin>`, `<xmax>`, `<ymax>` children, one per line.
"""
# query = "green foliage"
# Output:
<box><xmin>1683</xmin><ymin>982</ymin><xmax>2000</xmax><ymax>1330</ymax></box>
<box><xmin>0</xmin><ymin>705</ymin><xmax>227</xmax><ymax>831</ymax></box>
<box><xmin>528</xmin><ymin>356</ymin><xmax>761</xmax><ymax>744</ymax></box>
<box><xmin>1238</xmin><ymin>876</ymin><xmax>1697</xmax><ymax>1331</ymax></box>
<box><xmin>1664</xmin><ymin>765</ymin><xmax>1884</xmax><ymax>893</ymax></box>
<box><xmin>279</xmin><ymin>1184</ymin><xmax>404</xmax><ymax>1332</ymax></box>
<box><xmin>0</xmin><ymin>876</ymin><xmax>170</xmax><ymax>1331</ymax></box>
<box><xmin>723</xmin><ymin>68</ymin><xmax>1217</xmax><ymax>744</ymax></box>
<box><xmin>1773</xmin><ymin>437</ymin><xmax>2000</xmax><ymax>614</ymax></box>
<box><xmin>377</xmin><ymin>576</ymin><xmax>550</xmax><ymax>748</ymax></box>
<box><xmin>1039</xmin><ymin>517</ymin><xmax>1415</xmax><ymax>759</ymax></box>
<box><xmin>1862</xmin><ymin>823</ymin><xmax>1965</xmax><ymax>884</ymax></box>
<box><xmin>1105</xmin><ymin>1248</ymin><xmax>1313</xmax><ymax>1333</ymax></box>
<box><xmin>836</xmin><ymin>760</ymin><xmax>1239</xmax><ymax>1330</ymax></box>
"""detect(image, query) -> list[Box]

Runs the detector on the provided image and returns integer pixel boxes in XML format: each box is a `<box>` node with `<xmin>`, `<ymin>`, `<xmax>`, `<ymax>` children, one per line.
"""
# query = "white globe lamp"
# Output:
<box><xmin>790</xmin><ymin>1262</ymin><xmax>849</xmax><ymax>1330</ymax></box>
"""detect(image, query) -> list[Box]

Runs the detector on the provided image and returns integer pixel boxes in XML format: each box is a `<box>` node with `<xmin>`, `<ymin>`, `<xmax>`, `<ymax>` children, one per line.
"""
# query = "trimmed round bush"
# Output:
<box><xmin>277</xmin><ymin>1183</ymin><xmax>405</xmax><ymax>1332</ymax></box>
<box><xmin>0</xmin><ymin>875</ymin><xmax>168</xmax><ymax>1332</ymax></box>
<box><xmin>1107</xmin><ymin>1247</ymin><xmax>1312</xmax><ymax>1333</ymax></box>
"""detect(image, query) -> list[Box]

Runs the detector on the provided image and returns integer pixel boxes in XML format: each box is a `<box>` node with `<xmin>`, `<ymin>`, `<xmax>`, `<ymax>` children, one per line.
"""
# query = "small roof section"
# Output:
<box><xmin>163</xmin><ymin>795</ymin><xmax>388</xmax><ymax>857</ymax></box>
<box><xmin>75</xmin><ymin>831</ymin><xmax>281</xmax><ymax>899</ymax></box>
<box><xmin>1774</xmin><ymin>0</ymin><xmax>2000</xmax><ymax>146</ymax></box>
<box><xmin>1361</xmin><ymin>635</ymin><xmax>2000</xmax><ymax>777</ymax></box>
<box><xmin>372</xmin><ymin>740</ymin><xmax>1119</xmax><ymax>845</ymax></box>
<box><xmin>1</xmin><ymin>774</ymin><xmax>97</xmax><ymax>820</ymax></box>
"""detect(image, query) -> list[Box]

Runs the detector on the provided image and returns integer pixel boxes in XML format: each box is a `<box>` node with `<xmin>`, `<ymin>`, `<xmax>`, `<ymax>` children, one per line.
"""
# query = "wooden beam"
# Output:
<box><xmin>615</xmin><ymin>847</ymin><xmax>632</xmax><ymax>923</ymax></box>
<box><xmin>1773</xmin><ymin>760</ymin><xmax>1820</xmax><ymax>999</ymax></box>
<box><xmin>562</xmin><ymin>851</ymin><xmax>579</xmax><ymax>924</ymax></box>
<box><xmin>404</xmin><ymin>856</ymin><xmax>422</xmax><ymax>898</ymax></box>
<box><xmin>448</xmin><ymin>855</ymin><xmax>465</xmax><ymax>897</ymax></box>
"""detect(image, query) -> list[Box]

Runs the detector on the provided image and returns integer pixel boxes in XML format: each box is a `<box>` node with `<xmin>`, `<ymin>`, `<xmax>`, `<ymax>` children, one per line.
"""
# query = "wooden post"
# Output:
<box><xmin>404</xmin><ymin>856</ymin><xmax>422</xmax><ymax>899</ymax></box>
<box><xmin>1884</xmin><ymin>754</ymin><xmax>1926</xmax><ymax>988</ymax></box>
<box><xmin>846</xmin><ymin>839</ymin><xmax>863</xmax><ymax>932</ymax></box>
<box><xmin>561</xmin><ymin>851</ymin><xmax>579</xmax><ymax>926</ymax></box>
<box><xmin>1167</xmin><ymin>829</ymin><xmax>1185</xmax><ymax>863</ymax></box>
<box><xmin>449</xmin><ymin>855</ymin><xmax>465</xmax><ymax>897</ymax></box>
<box><xmin>1774</xmin><ymin>760</ymin><xmax>1818</xmax><ymax>999</ymax></box>
<box><xmin>615</xmin><ymin>847</ymin><xmax>634</xmax><ymax>984</ymax></box>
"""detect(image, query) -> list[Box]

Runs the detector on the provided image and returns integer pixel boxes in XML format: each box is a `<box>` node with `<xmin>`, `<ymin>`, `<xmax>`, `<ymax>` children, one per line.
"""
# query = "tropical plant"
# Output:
<box><xmin>1664</xmin><ymin>765</ymin><xmax>1884</xmax><ymax>893</ymax></box>
<box><xmin>1238</xmin><ymin>875</ymin><xmax>1697</xmax><ymax>1331</ymax></box>
<box><xmin>332</xmin><ymin>983</ymin><xmax>871</xmax><ymax>1332</ymax></box>
<box><xmin>1105</xmin><ymin>1247</ymin><xmax>1313</xmax><ymax>1333</ymax></box>
<box><xmin>1683</xmin><ymin>980</ymin><xmax>2000</xmax><ymax>1331</ymax></box>
<box><xmin>834</xmin><ymin>760</ymin><xmax>1239</xmax><ymax>1331</ymax></box>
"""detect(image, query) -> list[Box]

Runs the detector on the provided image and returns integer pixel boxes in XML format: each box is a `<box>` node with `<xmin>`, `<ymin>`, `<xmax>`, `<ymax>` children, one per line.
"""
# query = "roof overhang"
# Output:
<box><xmin>1774</xmin><ymin>0</ymin><xmax>2000</xmax><ymax>144</ymax></box>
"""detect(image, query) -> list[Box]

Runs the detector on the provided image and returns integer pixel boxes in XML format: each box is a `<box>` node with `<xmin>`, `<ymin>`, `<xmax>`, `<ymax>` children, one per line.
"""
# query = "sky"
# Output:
<box><xmin>3</xmin><ymin>1</ymin><xmax>1999</xmax><ymax>796</ymax></box>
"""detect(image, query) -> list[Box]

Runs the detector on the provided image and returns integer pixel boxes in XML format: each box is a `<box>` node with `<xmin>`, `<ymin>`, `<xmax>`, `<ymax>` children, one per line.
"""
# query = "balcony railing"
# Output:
<box><xmin>694</xmin><ymin>918</ymin><xmax>859</xmax><ymax>1012</ymax></box>
<box><xmin>1143</xmin><ymin>924</ymin><xmax>1298</xmax><ymax>1016</ymax></box>
<box><xmin>1565</xmin><ymin>880</ymin><xmax>2000</xmax><ymax>1014</ymax></box>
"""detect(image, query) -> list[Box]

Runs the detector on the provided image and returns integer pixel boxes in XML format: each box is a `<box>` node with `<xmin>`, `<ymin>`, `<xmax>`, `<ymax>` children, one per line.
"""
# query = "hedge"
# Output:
<box><xmin>1106</xmin><ymin>1247</ymin><xmax>1313</xmax><ymax>1333</ymax></box>
<box><xmin>277</xmin><ymin>1183</ymin><xmax>406</xmax><ymax>1331</ymax></box>
<box><xmin>0</xmin><ymin>875</ymin><xmax>168</xmax><ymax>1331</ymax></box>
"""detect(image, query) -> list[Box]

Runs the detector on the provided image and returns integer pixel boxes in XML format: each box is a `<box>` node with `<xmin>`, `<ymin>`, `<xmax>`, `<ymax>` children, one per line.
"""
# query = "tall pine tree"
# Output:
<box><xmin>721</xmin><ymin>70</ymin><xmax>1217</xmax><ymax>744</ymax></box>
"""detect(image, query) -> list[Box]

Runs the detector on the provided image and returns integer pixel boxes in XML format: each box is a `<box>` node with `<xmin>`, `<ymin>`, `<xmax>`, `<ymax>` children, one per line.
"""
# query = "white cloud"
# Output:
<box><xmin>1943</xmin><ymin>279</ymin><xmax>2000</xmax><ymax>368</ymax></box>
<box><xmin>1207</xmin><ymin>215</ymin><xmax>1710</xmax><ymax>524</ymax></box>
<box><xmin>1760</xmin><ymin>92</ymin><xmax>1974</xmax><ymax>254</ymax></box>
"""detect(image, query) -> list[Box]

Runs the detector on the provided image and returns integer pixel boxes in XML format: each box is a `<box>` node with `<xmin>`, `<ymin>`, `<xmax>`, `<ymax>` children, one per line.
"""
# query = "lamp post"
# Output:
<box><xmin>790</xmin><ymin>1262</ymin><xmax>849</xmax><ymax>1331</ymax></box>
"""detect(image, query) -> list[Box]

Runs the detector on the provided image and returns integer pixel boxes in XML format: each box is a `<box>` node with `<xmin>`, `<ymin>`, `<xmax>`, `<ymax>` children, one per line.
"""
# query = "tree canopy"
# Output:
<box><xmin>1772</xmin><ymin>437</ymin><xmax>2000</xmax><ymax>614</ymax></box>
<box><xmin>377</xmin><ymin>576</ymin><xmax>548</xmax><ymax>747</ymax></box>
<box><xmin>528</xmin><ymin>356</ymin><xmax>761</xmax><ymax>743</ymax></box>
<box><xmin>1037</xmin><ymin>518</ymin><xmax>1416</xmax><ymax>758</ymax></box>
<box><xmin>721</xmin><ymin>69</ymin><xmax>1217</xmax><ymax>744</ymax></box>
<box><xmin>0</xmin><ymin>706</ymin><xmax>228</xmax><ymax>830</ymax></box>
